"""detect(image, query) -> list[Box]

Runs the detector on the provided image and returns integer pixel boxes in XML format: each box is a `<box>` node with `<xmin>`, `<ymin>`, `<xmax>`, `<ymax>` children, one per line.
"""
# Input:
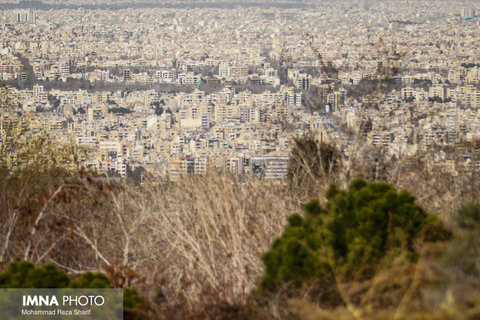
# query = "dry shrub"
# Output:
<box><xmin>0</xmin><ymin>171</ymin><xmax>300</xmax><ymax>317</ymax></box>
<box><xmin>145</xmin><ymin>174</ymin><xmax>298</xmax><ymax>311</ymax></box>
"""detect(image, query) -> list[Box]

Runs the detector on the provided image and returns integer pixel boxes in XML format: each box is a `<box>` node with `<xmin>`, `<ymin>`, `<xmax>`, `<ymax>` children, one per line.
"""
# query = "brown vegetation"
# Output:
<box><xmin>0</xmin><ymin>168</ymin><xmax>301</xmax><ymax>317</ymax></box>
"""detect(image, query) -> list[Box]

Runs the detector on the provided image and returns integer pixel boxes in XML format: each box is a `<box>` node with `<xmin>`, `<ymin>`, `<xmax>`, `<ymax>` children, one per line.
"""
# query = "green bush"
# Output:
<box><xmin>0</xmin><ymin>261</ymin><xmax>69</xmax><ymax>288</ymax></box>
<box><xmin>69</xmin><ymin>272</ymin><xmax>112</xmax><ymax>288</ymax></box>
<box><xmin>0</xmin><ymin>262</ymin><xmax>143</xmax><ymax>318</ymax></box>
<box><xmin>123</xmin><ymin>287</ymin><xmax>143</xmax><ymax>318</ymax></box>
<box><xmin>260</xmin><ymin>179</ymin><xmax>451</xmax><ymax>291</ymax></box>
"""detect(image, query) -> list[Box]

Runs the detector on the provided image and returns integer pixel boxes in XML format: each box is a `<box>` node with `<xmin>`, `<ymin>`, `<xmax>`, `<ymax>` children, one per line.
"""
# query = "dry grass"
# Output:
<box><xmin>140</xmin><ymin>174</ymin><xmax>299</xmax><ymax>310</ymax></box>
<box><xmin>0</xmin><ymin>171</ymin><xmax>302</xmax><ymax>316</ymax></box>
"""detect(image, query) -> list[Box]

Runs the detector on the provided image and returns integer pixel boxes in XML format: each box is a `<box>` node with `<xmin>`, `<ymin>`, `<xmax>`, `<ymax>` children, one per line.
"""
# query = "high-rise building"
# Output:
<box><xmin>295</xmin><ymin>73</ymin><xmax>312</xmax><ymax>90</ymax></box>
<box><xmin>461</xmin><ymin>8</ymin><xmax>476</xmax><ymax>18</ymax></box>
<box><xmin>123</xmin><ymin>69</ymin><xmax>131</xmax><ymax>82</ymax></box>
<box><xmin>13</xmin><ymin>10</ymin><xmax>36</xmax><ymax>24</ymax></box>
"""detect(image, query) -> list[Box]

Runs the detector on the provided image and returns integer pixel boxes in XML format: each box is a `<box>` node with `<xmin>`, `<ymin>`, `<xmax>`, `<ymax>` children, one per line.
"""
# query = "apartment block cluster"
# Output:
<box><xmin>1</xmin><ymin>0</ymin><xmax>480</xmax><ymax>179</ymax></box>
<box><xmin>0</xmin><ymin>54</ymin><xmax>23</xmax><ymax>81</ymax></box>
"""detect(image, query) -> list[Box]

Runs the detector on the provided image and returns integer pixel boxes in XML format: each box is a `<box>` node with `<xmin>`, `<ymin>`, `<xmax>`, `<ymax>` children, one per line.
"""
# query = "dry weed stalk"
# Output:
<box><xmin>0</xmin><ymin>171</ymin><xmax>299</xmax><ymax>313</ymax></box>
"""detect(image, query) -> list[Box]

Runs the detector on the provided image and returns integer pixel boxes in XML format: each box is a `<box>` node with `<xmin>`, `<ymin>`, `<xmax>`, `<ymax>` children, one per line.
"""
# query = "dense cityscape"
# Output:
<box><xmin>1</xmin><ymin>0</ymin><xmax>479</xmax><ymax>181</ymax></box>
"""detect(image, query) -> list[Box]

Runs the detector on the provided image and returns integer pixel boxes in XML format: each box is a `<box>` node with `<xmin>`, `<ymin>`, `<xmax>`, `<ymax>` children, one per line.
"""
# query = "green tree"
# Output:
<box><xmin>260</xmin><ymin>179</ymin><xmax>450</xmax><ymax>291</ymax></box>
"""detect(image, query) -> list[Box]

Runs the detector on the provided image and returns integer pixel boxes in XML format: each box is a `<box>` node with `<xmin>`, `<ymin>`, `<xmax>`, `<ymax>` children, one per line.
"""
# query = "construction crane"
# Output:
<box><xmin>297</xmin><ymin>28</ymin><xmax>338</xmax><ymax>113</ymax></box>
